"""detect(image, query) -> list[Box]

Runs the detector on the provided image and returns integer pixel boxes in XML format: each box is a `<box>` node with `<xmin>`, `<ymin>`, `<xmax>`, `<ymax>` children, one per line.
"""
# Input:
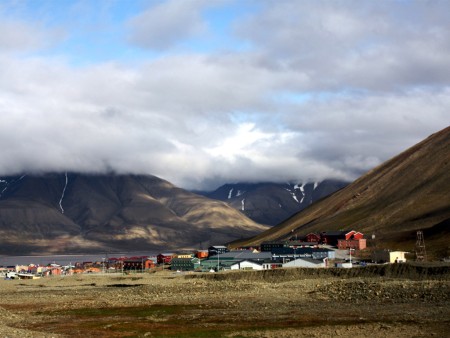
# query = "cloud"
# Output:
<box><xmin>0</xmin><ymin>19</ymin><xmax>62</xmax><ymax>54</ymax></box>
<box><xmin>0</xmin><ymin>1</ymin><xmax>450</xmax><ymax>190</ymax></box>
<box><xmin>235</xmin><ymin>0</ymin><xmax>450</xmax><ymax>92</ymax></box>
<box><xmin>127</xmin><ymin>0</ymin><xmax>211</xmax><ymax>51</ymax></box>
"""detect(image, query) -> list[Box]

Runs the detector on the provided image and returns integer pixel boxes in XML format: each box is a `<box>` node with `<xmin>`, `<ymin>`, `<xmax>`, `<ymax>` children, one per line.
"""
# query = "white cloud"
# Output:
<box><xmin>0</xmin><ymin>1</ymin><xmax>450</xmax><ymax>190</ymax></box>
<box><xmin>0</xmin><ymin>19</ymin><xmax>62</xmax><ymax>54</ymax></box>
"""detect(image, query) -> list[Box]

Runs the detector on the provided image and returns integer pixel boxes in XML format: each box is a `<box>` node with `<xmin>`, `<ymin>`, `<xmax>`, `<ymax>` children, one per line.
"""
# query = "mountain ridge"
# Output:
<box><xmin>197</xmin><ymin>180</ymin><xmax>349</xmax><ymax>226</ymax></box>
<box><xmin>230</xmin><ymin>126</ymin><xmax>450</xmax><ymax>259</ymax></box>
<box><xmin>0</xmin><ymin>173</ymin><xmax>268</xmax><ymax>255</ymax></box>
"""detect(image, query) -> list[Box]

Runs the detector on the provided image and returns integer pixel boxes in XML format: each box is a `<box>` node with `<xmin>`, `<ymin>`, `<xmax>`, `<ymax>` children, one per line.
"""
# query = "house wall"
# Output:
<box><xmin>389</xmin><ymin>251</ymin><xmax>407</xmax><ymax>263</ymax></box>
<box><xmin>372</xmin><ymin>250</ymin><xmax>407</xmax><ymax>263</ymax></box>
<box><xmin>157</xmin><ymin>254</ymin><xmax>175</xmax><ymax>264</ymax></box>
<box><xmin>196</xmin><ymin>251</ymin><xmax>209</xmax><ymax>259</ymax></box>
<box><xmin>306</xmin><ymin>233</ymin><xmax>321</xmax><ymax>242</ymax></box>
<box><xmin>338</xmin><ymin>239</ymin><xmax>366</xmax><ymax>250</ymax></box>
<box><xmin>230</xmin><ymin>261</ymin><xmax>264</xmax><ymax>271</ymax></box>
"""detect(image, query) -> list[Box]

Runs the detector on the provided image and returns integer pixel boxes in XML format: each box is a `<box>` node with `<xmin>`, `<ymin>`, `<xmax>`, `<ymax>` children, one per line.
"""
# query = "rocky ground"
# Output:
<box><xmin>0</xmin><ymin>264</ymin><xmax>449</xmax><ymax>337</ymax></box>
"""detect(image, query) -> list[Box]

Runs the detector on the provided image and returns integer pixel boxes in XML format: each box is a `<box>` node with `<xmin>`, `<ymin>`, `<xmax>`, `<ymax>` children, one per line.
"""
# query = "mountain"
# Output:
<box><xmin>0</xmin><ymin>174</ymin><xmax>268</xmax><ymax>255</ymax></box>
<box><xmin>198</xmin><ymin>180</ymin><xmax>349</xmax><ymax>226</ymax></box>
<box><xmin>230</xmin><ymin>127</ymin><xmax>450</xmax><ymax>259</ymax></box>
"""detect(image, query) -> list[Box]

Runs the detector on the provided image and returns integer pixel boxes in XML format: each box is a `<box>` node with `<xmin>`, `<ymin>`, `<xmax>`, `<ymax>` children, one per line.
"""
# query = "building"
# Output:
<box><xmin>372</xmin><ymin>250</ymin><xmax>407</xmax><ymax>263</ymax></box>
<box><xmin>157</xmin><ymin>253</ymin><xmax>176</xmax><ymax>265</ymax></box>
<box><xmin>320</xmin><ymin>231</ymin><xmax>347</xmax><ymax>245</ymax></box>
<box><xmin>271</xmin><ymin>247</ymin><xmax>335</xmax><ymax>261</ymax></box>
<box><xmin>287</xmin><ymin>240</ymin><xmax>318</xmax><ymax>248</ymax></box>
<box><xmin>208</xmin><ymin>246</ymin><xmax>229</xmax><ymax>256</ymax></box>
<box><xmin>321</xmin><ymin>230</ymin><xmax>364</xmax><ymax>246</ymax></box>
<box><xmin>123</xmin><ymin>258</ymin><xmax>155</xmax><ymax>271</ymax></box>
<box><xmin>195</xmin><ymin>250</ymin><xmax>209</xmax><ymax>259</ymax></box>
<box><xmin>305</xmin><ymin>233</ymin><xmax>321</xmax><ymax>243</ymax></box>
<box><xmin>176</xmin><ymin>253</ymin><xmax>194</xmax><ymax>259</ymax></box>
<box><xmin>230</xmin><ymin>260</ymin><xmax>266</xmax><ymax>271</ymax></box>
<box><xmin>171</xmin><ymin>257</ymin><xmax>201</xmax><ymax>271</ymax></box>
<box><xmin>338</xmin><ymin>238</ymin><xmax>367</xmax><ymax>250</ymax></box>
<box><xmin>260</xmin><ymin>241</ymin><xmax>285</xmax><ymax>252</ymax></box>
<box><xmin>283</xmin><ymin>258</ymin><xmax>328</xmax><ymax>268</ymax></box>
<box><xmin>200</xmin><ymin>250</ymin><xmax>272</xmax><ymax>271</ymax></box>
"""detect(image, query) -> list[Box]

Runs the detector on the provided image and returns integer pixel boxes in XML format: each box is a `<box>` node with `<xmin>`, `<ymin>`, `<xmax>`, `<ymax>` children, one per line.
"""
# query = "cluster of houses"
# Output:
<box><xmin>1</xmin><ymin>230</ymin><xmax>408</xmax><ymax>278</ymax></box>
<box><xmin>166</xmin><ymin>230</ymin><xmax>368</xmax><ymax>272</ymax></box>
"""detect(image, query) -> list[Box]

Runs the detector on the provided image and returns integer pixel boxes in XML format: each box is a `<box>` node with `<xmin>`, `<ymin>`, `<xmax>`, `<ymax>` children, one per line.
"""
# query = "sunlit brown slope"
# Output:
<box><xmin>231</xmin><ymin>126</ymin><xmax>450</xmax><ymax>258</ymax></box>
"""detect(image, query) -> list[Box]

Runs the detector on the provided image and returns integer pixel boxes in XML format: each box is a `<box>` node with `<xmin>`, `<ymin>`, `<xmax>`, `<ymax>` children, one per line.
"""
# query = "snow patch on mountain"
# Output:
<box><xmin>59</xmin><ymin>173</ymin><xmax>68</xmax><ymax>214</ymax></box>
<box><xmin>228</xmin><ymin>188</ymin><xmax>233</xmax><ymax>199</ymax></box>
<box><xmin>237</xmin><ymin>190</ymin><xmax>245</xmax><ymax>197</ymax></box>
<box><xmin>241</xmin><ymin>199</ymin><xmax>245</xmax><ymax>211</ymax></box>
<box><xmin>294</xmin><ymin>183</ymin><xmax>306</xmax><ymax>203</ymax></box>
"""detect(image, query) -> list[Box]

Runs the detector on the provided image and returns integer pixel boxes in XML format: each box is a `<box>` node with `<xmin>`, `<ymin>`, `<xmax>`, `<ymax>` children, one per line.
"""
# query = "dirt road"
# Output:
<box><xmin>0</xmin><ymin>265</ymin><xmax>449</xmax><ymax>337</ymax></box>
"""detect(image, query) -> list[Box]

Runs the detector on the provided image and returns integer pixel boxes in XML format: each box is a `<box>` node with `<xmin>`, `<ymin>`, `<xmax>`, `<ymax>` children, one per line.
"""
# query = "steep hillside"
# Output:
<box><xmin>0</xmin><ymin>174</ymin><xmax>268</xmax><ymax>255</ymax></box>
<box><xmin>199</xmin><ymin>180</ymin><xmax>348</xmax><ymax>225</ymax></box>
<box><xmin>230</xmin><ymin>127</ymin><xmax>450</xmax><ymax>259</ymax></box>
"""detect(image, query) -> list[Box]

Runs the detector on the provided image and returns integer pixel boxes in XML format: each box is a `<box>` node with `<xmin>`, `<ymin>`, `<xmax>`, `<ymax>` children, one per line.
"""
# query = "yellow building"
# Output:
<box><xmin>373</xmin><ymin>250</ymin><xmax>407</xmax><ymax>263</ymax></box>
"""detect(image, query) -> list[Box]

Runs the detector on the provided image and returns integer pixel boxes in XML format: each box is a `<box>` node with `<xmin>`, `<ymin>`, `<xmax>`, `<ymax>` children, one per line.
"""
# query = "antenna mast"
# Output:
<box><xmin>415</xmin><ymin>231</ymin><xmax>427</xmax><ymax>262</ymax></box>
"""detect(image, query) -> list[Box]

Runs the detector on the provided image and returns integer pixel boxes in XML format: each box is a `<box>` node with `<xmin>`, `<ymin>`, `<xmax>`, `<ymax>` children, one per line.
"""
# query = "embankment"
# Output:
<box><xmin>187</xmin><ymin>263</ymin><xmax>450</xmax><ymax>282</ymax></box>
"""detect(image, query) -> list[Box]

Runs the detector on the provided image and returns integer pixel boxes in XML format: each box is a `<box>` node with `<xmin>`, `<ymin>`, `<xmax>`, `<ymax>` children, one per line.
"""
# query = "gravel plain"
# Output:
<box><xmin>0</xmin><ymin>265</ymin><xmax>449</xmax><ymax>337</ymax></box>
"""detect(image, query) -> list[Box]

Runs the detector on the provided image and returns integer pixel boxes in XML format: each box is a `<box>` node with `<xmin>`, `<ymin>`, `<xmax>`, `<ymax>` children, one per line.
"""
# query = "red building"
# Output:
<box><xmin>345</xmin><ymin>230</ymin><xmax>364</xmax><ymax>240</ymax></box>
<box><xmin>123</xmin><ymin>258</ymin><xmax>155</xmax><ymax>271</ymax></box>
<box><xmin>321</xmin><ymin>230</ymin><xmax>365</xmax><ymax>246</ymax></box>
<box><xmin>157</xmin><ymin>253</ymin><xmax>175</xmax><ymax>264</ymax></box>
<box><xmin>338</xmin><ymin>238</ymin><xmax>367</xmax><ymax>250</ymax></box>
<box><xmin>305</xmin><ymin>233</ymin><xmax>321</xmax><ymax>243</ymax></box>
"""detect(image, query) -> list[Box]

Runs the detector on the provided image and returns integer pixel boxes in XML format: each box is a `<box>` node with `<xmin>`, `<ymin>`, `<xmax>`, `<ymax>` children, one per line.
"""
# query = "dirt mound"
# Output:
<box><xmin>187</xmin><ymin>263</ymin><xmax>450</xmax><ymax>282</ymax></box>
<box><xmin>316</xmin><ymin>279</ymin><xmax>449</xmax><ymax>303</ymax></box>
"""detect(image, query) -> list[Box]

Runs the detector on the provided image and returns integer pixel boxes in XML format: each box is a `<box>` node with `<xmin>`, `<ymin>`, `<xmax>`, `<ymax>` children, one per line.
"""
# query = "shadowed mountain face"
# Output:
<box><xmin>198</xmin><ymin>180</ymin><xmax>349</xmax><ymax>226</ymax></box>
<box><xmin>0</xmin><ymin>174</ymin><xmax>268</xmax><ymax>255</ymax></box>
<box><xmin>231</xmin><ymin>127</ymin><xmax>450</xmax><ymax>259</ymax></box>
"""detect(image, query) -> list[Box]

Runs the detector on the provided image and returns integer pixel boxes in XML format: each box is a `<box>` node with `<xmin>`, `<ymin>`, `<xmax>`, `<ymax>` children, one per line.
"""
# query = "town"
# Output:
<box><xmin>1</xmin><ymin>230</ymin><xmax>410</xmax><ymax>279</ymax></box>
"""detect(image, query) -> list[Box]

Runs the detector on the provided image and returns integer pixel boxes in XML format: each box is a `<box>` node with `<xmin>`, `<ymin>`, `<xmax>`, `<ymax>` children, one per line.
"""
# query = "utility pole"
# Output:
<box><xmin>217</xmin><ymin>250</ymin><xmax>220</xmax><ymax>272</ymax></box>
<box><xmin>415</xmin><ymin>231</ymin><xmax>427</xmax><ymax>262</ymax></box>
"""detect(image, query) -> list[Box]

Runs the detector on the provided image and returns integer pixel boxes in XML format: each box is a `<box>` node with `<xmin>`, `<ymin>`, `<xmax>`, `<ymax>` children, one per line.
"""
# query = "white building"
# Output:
<box><xmin>282</xmin><ymin>257</ymin><xmax>328</xmax><ymax>268</ymax></box>
<box><xmin>230</xmin><ymin>260</ymin><xmax>265</xmax><ymax>271</ymax></box>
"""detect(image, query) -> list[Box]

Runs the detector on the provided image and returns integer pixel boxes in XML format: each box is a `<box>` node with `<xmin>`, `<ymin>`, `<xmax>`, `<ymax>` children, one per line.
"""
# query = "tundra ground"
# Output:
<box><xmin>0</xmin><ymin>265</ymin><xmax>449</xmax><ymax>337</ymax></box>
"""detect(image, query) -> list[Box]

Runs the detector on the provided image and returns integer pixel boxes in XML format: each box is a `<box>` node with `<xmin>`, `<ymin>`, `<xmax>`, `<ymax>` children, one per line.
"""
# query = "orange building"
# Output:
<box><xmin>195</xmin><ymin>250</ymin><xmax>209</xmax><ymax>259</ymax></box>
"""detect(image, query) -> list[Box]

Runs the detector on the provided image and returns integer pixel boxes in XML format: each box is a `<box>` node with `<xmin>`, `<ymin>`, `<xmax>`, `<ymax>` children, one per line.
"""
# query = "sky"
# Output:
<box><xmin>1</xmin><ymin>0</ymin><xmax>449</xmax><ymax>190</ymax></box>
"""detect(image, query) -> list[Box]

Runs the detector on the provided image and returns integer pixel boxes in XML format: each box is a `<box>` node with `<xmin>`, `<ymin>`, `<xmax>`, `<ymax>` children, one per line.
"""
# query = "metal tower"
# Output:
<box><xmin>415</xmin><ymin>230</ymin><xmax>427</xmax><ymax>262</ymax></box>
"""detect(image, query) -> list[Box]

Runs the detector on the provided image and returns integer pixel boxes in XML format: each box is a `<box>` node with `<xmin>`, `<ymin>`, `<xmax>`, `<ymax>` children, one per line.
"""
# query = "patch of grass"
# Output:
<box><xmin>18</xmin><ymin>303</ymin><xmax>427</xmax><ymax>337</ymax></box>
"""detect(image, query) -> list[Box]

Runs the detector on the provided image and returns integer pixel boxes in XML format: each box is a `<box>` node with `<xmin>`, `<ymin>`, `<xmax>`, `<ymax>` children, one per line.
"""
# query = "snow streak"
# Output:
<box><xmin>228</xmin><ymin>188</ymin><xmax>233</xmax><ymax>199</ymax></box>
<box><xmin>0</xmin><ymin>179</ymin><xmax>7</xmax><ymax>197</ymax></box>
<box><xmin>241</xmin><ymin>199</ymin><xmax>245</xmax><ymax>211</ymax></box>
<box><xmin>59</xmin><ymin>173</ymin><xmax>68</xmax><ymax>214</ymax></box>
<box><xmin>1</xmin><ymin>175</ymin><xmax>26</xmax><ymax>198</ymax></box>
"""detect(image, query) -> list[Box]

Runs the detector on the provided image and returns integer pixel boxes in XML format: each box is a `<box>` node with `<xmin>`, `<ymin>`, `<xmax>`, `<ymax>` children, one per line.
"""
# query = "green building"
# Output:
<box><xmin>170</xmin><ymin>257</ymin><xmax>201</xmax><ymax>271</ymax></box>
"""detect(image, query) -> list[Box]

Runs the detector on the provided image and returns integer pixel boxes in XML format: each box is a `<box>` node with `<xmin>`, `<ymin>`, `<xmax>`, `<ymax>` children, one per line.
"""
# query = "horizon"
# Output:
<box><xmin>1</xmin><ymin>0</ymin><xmax>450</xmax><ymax>190</ymax></box>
